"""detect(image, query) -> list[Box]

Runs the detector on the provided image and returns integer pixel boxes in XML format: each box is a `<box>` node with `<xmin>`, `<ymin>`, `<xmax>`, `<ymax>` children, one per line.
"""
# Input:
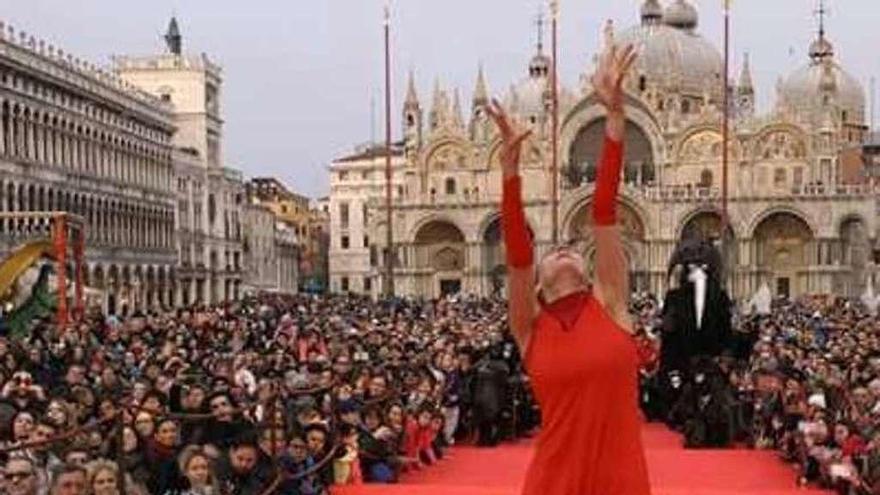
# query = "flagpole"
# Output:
<box><xmin>383</xmin><ymin>1</ymin><xmax>395</xmax><ymax>298</ymax></box>
<box><xmin>721</xmin><ymin>0</ymin><xmax>731</xmax><ymax>282</ymax></box>
<box><xmin>550</xmin><ymin>0</ymin><xmax>560</xmax><ymax>244</ymax></box>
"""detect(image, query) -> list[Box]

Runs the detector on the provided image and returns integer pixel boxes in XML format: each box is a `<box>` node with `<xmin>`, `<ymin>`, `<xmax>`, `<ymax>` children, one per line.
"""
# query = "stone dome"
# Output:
<box><xmin>663</xmin><ymin>0</ymin><xmax>698</xmax><ymax>31</ymax></box>
<box><xmin>616</xmin><ymin>10</ymin><xmax>723</xmax><ymax>100</ymax></box>
<box><xmin>640</xmin><ymin>0</ymin><xmax>663</xmax><ymax>24</ymax></box>
<box><xmin>528</xmin><ymin>53</ymin><xmax>550</xmax><ymax>78</ymax></box>
<box><xmin>779</xmin><ymin>36</ymin><xmax>865</xmax><ymax>126</ymax></box>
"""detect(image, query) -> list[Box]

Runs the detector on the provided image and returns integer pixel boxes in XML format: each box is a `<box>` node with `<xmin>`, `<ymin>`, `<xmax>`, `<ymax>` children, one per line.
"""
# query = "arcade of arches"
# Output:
<box><xmin>0</xmin><ymin>177</ymin><xmax>178</xmax><ymax>314</ymax></box>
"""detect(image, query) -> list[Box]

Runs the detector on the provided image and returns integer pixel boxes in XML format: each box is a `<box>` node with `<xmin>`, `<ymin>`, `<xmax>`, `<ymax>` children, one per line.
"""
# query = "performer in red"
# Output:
<box><xmin>486</xmin><ymin>23</ymin><xmax>650</xmax><ymax>495</ymax></box>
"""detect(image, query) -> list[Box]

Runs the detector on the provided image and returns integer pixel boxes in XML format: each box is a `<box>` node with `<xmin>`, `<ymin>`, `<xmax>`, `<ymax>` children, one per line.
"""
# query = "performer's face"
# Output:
<box><xmin>538</xmin><ymin>245</ymin><xmax>586</xmax><ymax>295</ymax></box>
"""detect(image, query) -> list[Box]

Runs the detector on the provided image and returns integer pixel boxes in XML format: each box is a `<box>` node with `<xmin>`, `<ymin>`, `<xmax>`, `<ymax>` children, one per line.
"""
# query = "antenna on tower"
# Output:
<box><xmin>535</xmin><ymin>6</ymin><xmax>545</xmax><ymax>54</ymax></box>
<box><xmin>815</xmin><ymin>0</ymin><xmax>829</xmax><ymax>40</ymax></box>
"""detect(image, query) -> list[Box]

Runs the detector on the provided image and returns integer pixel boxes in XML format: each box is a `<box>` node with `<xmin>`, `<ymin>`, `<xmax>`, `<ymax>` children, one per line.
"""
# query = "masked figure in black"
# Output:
<box><xmin>658</xmin><ymin>236</ymin><xmax>734</xmax><ymax>444</ymax></box>
<box><xmin>660</xmin><ymin>236</ymin><xmax>733</xmax><ymax>377</ymax></box>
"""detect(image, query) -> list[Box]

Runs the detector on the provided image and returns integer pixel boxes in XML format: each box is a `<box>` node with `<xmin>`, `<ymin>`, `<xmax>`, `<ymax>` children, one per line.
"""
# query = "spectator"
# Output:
<box><xmin>85</xmin><ymin>459</ymin><xmax>120</xmax><ymax>495</ymax></box>
<box><xmin>219</xmin><ymin>436</ymin><xmax>268</xmax><ymax>495</ymax></box>
<box><xmin>48</xmin><ymin>463</ymin><xmax>87</xmax><ymax>495</ymax></box>
<box><xmin>172</xmin><ymin>445</ymin><xmax>221</xmax><ymax>495</ymax></box>
<box><xmin>3</xmin><ymin>456</ymin><xmax>40</xmax><ymax>495</ymax></box>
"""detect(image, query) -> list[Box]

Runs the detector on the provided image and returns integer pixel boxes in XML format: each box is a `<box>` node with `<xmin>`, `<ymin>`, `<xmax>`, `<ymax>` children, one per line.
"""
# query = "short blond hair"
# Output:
<box><xmin>85</xmin><ymin>459</ymin><xmax>118</xmax><ymax>488</ymax></box>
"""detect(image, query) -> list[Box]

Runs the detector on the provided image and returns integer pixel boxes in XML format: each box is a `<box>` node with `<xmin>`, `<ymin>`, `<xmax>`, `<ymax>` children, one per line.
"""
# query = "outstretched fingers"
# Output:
<box><xmin>616</xmin><ymin>44</ymin><xmax>637</xmax><ymax>85</ymax></box>
<box><xmin>486</xmin><ymin>98</ymin><xmax>513</xmax><ymax>137</ymax></box>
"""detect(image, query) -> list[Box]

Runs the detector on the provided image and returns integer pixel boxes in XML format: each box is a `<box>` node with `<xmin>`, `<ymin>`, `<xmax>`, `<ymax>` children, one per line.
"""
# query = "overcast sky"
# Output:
<box><xmin>4</xmin><ymin>1</ymin><xmax>880</xmax><ymax>197</ymax></box>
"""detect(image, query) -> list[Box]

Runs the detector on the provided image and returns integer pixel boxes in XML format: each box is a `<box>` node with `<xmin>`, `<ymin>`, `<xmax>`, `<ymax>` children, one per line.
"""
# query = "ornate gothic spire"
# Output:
<box><xmin>431</xmin><ymin>77</ymin><xmax>442</xmax><ymax>110</ymax></box>
<box><xmin>405</xmin><ymin>70</ymin><xmax>419</xmax><ymax>108</ymax></box>
<box><xmin>429</xmin><ymin>78</ymin><xmax>451</xmax><ymax>130</ymax></box>
<box><xmin>473</xmin><ymin>64</ymin><xmax>489</xmax><ymax>107</ymax></box>
<box><xmin>738</xmin><ymin>52</ymin><xmax>754</xmax><ymax>95</ymax></box>
<box><xmin>165</xmin><ymin>16</ymin><xmax>182</xmax><ymax>55</ymax></box>
<box><xmin>452</xmin><ymin>89</ymin><xmax>464</xmax><ymax>129</ymax></box>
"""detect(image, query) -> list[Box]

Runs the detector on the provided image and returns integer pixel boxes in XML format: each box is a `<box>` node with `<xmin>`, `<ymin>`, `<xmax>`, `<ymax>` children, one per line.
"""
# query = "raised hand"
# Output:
<box><xmin>591</xmin><ymin>21</ymin><xmax>637</xmax><ymax>114</ymax></box>
<box><xmin>485</xmin><ymin>99</ymin><xmax>532</xmax><ymax>177</ymax></box>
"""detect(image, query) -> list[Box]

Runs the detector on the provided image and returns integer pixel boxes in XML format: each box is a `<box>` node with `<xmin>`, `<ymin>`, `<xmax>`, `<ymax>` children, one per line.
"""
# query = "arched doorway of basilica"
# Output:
<box><xmin>565</xmin><ymin>201</ymin><xmax>648</xmax><ymax>293</ymax></box>
<box><xmin>480</xmin><ymin>216</ymin><xmax>535</xmax><ymax>298</ymax></box>
<box><xmin>679</xmin><ymin>210</ymin><xmax>737</xmax><ymax>281</ymax></box>
<box><xmin>753</xmin><ymin>212</ymin><xmax>815</xmax><ymax>298</ymax></box>
<box><xmin>839</xmin><ymin>217</ymin><xmax>869</xmax><ymax>297</ymax></box>
<box><xmin>482</xmin><ymin>217</ymin><xmax>505</xmax><ymax>298</ymax></box>
<box><xmin>413</xmin><ymin>220</ymin><xmax>466</xmax><ymax>298</ymax></box>
<box><xmin>565</xmin><ymin>118</ymin><xmax>655</xmax><ymax>189</ymax></box>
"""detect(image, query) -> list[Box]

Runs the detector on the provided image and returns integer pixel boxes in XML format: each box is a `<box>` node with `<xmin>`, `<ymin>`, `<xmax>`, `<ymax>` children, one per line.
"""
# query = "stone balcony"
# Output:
<box><xmin>370</xmin><ymin>181</ymin><xmax>880</xmax><ymax>210</ymax></box>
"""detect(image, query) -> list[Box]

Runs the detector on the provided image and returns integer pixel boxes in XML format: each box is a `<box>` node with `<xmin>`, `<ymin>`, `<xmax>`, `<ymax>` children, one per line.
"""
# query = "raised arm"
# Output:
<box><xmin>590</xmin><ymin>23</ymin><xmax>637</xmax><ymax>329</ymax></box>
<box><xmin>486</xmin><ymin>100</ymin><xmax>536</xmax><ymax>352</ymax></box>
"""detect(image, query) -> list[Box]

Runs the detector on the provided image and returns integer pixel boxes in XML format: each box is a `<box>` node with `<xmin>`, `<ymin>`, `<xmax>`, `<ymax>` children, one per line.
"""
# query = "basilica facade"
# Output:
<box><xmin>330</xmin><ymin>0</ymin><xmax>878</xmax><ymax>301</ymax></box>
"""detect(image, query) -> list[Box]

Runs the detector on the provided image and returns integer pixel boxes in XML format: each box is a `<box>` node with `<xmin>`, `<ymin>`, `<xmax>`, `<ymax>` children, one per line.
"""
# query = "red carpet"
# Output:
<box><xmin>334</xmin><ymin>424</ymin><xmax>831</xmax><ymax>495</ymax></box>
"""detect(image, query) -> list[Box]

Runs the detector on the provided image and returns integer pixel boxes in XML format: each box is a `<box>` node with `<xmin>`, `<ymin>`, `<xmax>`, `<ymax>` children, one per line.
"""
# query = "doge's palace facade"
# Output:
<box><xmin>332</xmin><ymin>0</ymin><xmax>878</xmax><ymax>302</ymax></box>
<box><xmin>0</xmin><ymin>20</ymin><xmax>177</xmax><ymax>314</ymax></box>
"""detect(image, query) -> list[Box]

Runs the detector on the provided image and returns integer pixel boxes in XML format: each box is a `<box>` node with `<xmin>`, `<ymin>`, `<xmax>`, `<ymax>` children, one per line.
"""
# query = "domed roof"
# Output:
<box><xmin>640</xmin><ymin>0</ymin><xmax>663</xmax><ymax>24</ymax></box>
<box><xmin>808</xmin><ymin>37</ymin><xmax>834</xmax><ymax>61</ymax></box>
<box><xmin>616</xmin><ymin>17</ymin><xmax>722</xmax><ymax>99</ymax></box>
<box><xmin>528</xmin><ymin>53</ymin><xmax>550</xmax><ymax>78</ymax></box>
<box><xmin>779</xmin><ymin>35</ymin><xmax>865</xmax><ymax>126</ymax></box>
<box><xmin>663</xmin><ymin>0</ymin><xmax>698</xmax><ymax>31</ymax></box>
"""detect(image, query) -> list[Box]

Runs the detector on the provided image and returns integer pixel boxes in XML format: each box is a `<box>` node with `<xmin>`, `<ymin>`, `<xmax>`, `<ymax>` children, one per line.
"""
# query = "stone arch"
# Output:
<box><xmin>566</xmin><ymin>117</ymin><xmax>655</xmax><ymax>188</ymax></box>
<box><xmin>752</xmin><ymin>123</ymin><xmax>808</xmax><ymax>161</ymax></box>
<box><xmin>422</xmin><ymin>137</ymin><xmax>471</xmax><ymax>170</ymax></box>
<box><xmin>677</xmin><ymin>207</ymin><xmax>737</xmax><ymax>241</ymax></box>
<box><xmin>7</xmin><ymin>182</ymin><xmax>15</xmax><ymax>212</ymax></box>
<box><xmin>752</xmin><ymin>210</ymin><xmax>815</xmax><ymax>298</ymax></box>
<box><xmin>481</xmin><ymin>215</ymin><xmax>506</xmax><ymax>297</ymax></box>
<box><xmin>560</xmin><ymin>96</ymin><xmax>665</xmax><ymax>189</ymax></box>
<box><xmin>677</xmin><ymin>208</ymin><xmax>739</xmax><ymax>272</ymax></box>
<box><xmin>675</xmin><ymin>126</ymin><xmax>744</xmax><ymax>163</ymax></box>
<box><xmin>26</xmin><ymin>184</ymin><xmax>35</xmax><ymax>212</ymax></box>
<box><xmin>0</xmin><ymin>100</ymin><xmax>10</xmax><ymax>153</ymax></box>
<box><xmin>747</xmin><ymin>206</ymin><xmax>817</xmax><ymax>239</ymax></box>
<box><xmin>562</xmin><ymin>197</ymin><xmax>649</xmax><ymax>292</ymax></box>
<box><xmin>35</xmin><ymin>186</ymin><xmax>43</xmax><ymax>212</ymax></box>
<box><xmin>146</xmin><ymin>265</ymin><xmax>156</xmax><ymax>306</ymax></box>
<box><xmin>839</xmin><ymin>214</ymin><xmax>870</xmax><ymax>297</ymax></box>
<box><xmin>412</xmin><ymin>219</ymin><xmax>467</xmax><ymax>296</ymax></box>
<box><xmin>561</xmin><ymin>193</ymin><xmax>650</xmax><ymax>242</ymax></box>
<box><xmin>93</xmin><ymin>264</ymin><xmax>105</xmax><ymax>290</ymax></box>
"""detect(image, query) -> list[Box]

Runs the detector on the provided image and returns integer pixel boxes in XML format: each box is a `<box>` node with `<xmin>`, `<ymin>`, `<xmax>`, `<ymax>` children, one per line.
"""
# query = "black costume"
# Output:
<box><xmin>656</xmin><ymin>237</ymin><xmax>736</xmax><ymax>446</ymax></box>
<box><xmin>660</xmin><ymin>237</ymin><xmax>733</xmax><ymax>376</ymax></box>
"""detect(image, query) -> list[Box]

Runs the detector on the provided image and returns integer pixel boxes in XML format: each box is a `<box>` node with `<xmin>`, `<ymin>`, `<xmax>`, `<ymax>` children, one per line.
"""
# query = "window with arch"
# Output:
<box><xmin>773</xmin><ymin>167</ymin><xmax>786</xmax><ymax>187</ymax></box>
<box><xmin>699</xmin><ymin>169</ymin><xmax>713</xmax><ymax>188</ymax></box>
<box><xmin>445</xmin><ymin>177</ymin><xmax>456</xmax><ymax>195</ymax></box>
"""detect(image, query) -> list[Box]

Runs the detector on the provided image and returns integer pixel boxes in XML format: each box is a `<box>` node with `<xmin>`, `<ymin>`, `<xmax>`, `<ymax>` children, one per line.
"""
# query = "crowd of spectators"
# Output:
<box><xmin>734</xmin><ymin>296</ymin><xmax>880</xmax><ymax>494</ymax></box>
<box><xmin>640</xmin><ymin>293</ymin><xmax>880</xmax><ymax>495</ymax></box>
<box><xmin>6</xmin><ymin>284</ymin><xmax>880</xmax><ymax>495</ymax></box>
<box><xmin>0</xmin><ymin>294</ymin><xmax>536</xmax><ymax>495</ymax></box>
